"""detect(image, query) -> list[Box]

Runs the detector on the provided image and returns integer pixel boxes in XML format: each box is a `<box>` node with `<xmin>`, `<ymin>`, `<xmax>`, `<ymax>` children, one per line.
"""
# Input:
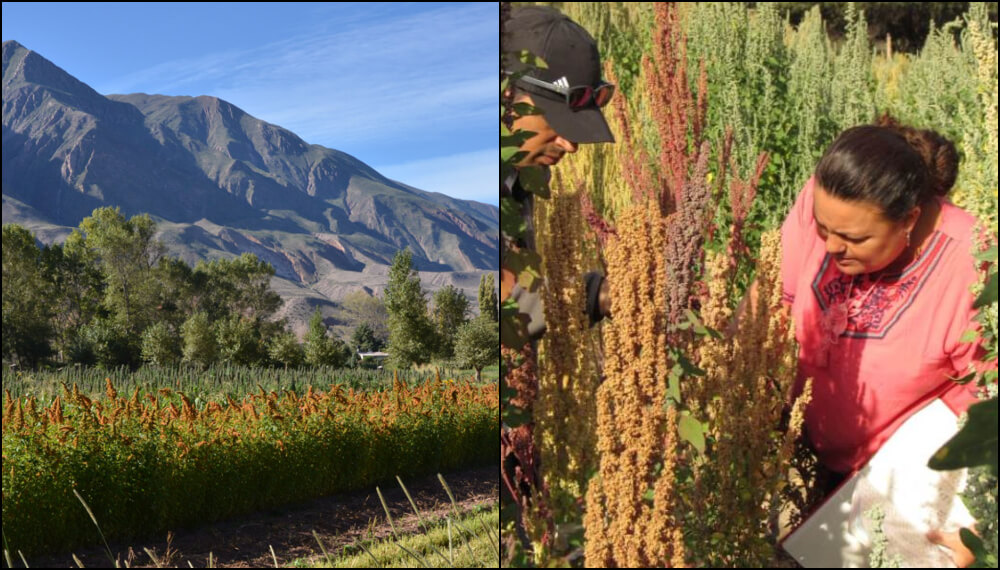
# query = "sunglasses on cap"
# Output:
<box><xmin>517</xmin><ymin>75</ymin><xmax>615</xmax><ymax>110</ymax></box>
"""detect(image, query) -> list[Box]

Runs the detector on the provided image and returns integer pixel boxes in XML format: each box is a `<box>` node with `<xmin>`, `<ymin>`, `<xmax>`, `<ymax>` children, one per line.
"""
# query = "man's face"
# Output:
<box><xmin>511</xmin><ymin>92</ymin><xmax>579</xmax><ymax>167</ymax></box>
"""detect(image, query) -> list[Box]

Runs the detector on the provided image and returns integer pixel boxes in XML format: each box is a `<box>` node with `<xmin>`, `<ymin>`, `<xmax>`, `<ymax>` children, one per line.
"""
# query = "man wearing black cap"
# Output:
<box><xmin>502</xmin><ymin>5</ymin><xmax>615</xmax><ymax>339</ymax></box>
<box><xmin>500</xmin><ymin>7</ymin><xmax>615</xmax><ymax>554</ymax></box>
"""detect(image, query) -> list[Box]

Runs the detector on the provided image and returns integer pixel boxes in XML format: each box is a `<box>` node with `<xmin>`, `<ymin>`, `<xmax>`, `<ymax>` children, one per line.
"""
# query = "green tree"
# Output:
<box><xmin>215</xmin><ymin>315</ymin><xmax>267</xmax><ymax>366</ymax></box>
<box><xmin>2</xmin><ymin>224</ymin><xmax>55</xmax><ymax>367</ymax></box>
<box><xmin>140</xmin><ymin>321</ymin><xmax>181</xmax><ymax>366</ymax></box>
<box><xmin>351</xmin><ymin>322</ymin><xmax>384</xmax><ymax>353</ymax></box>
<box><xmin>77</xmin><ymin>207</ymin><xmax>163</xmax><ymax>334</ymax></box>
<box><xmin>194</xmin><ymin>253</ymin><xmax>281</xmax><ymax>321</ymax></box>
<box><xmin>268</xmin><ymin>329</ymin><xmax>305</xmax><ymax>369</ymax></box>
<box><xmin>152</xmin><ymin>256</ymin><xmax>198</xmax><ymax>327</ymax></box>
<box><xmin>383</xmin><ymin>249</ymin><xmax>436</xmax><ymax>368</ymax></box>
<box><xmin>40</xmin><ymin>237</ymin><xmax>104</xmax><ymax>362</ymax></box>
<box><xmin>479</xmin><ymin>274</ymin><xmax>499</xmax><ymax>322</ymax></box>
<box><xmin>432</xmin><ymin>284</ymin><xmax>471</xmax><ymax>359</ymax></box>
<box><xmin>181</xmin><ymin>311</ymin><xmax>217</xmax><ymax>369</ymax></box>
<box><xmin>341</xmin><ymin>289</ymin><xmax>389</xmax><ymax>344</ymax></box>
<box><xmin>304</xmin><ymin>308</ymin><xmax>350</xmax><ymax>367</ymax></box>
<box><xmin>454</xmin><ymin>315</ymin><xmax>500</xmax><ymax>382</ymax></box>
<box><xmin>78</xmin><ymin>317</ymin><xmax>138</xmax><ymax>369</ymax></box>
<box><xmin>65</xmin><ymin>331</ymin><xmax>98</xmax><ymax>367</ymax></box>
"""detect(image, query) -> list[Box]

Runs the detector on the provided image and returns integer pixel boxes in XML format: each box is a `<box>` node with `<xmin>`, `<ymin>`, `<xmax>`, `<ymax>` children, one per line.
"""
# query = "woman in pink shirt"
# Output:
<box><xmin>779</xmin><ymin>117</ymin><xmax>986</xmax><ymax>477</ymax></box>
<box><xmin>776</xmin><ymin>115</ymin><xmax>991</xmax><ymax>566</ymax></box>
<box><xmin>594</xmin><ymin>115</ymin><xmax>988</xmax><ymax>563</ymax></box>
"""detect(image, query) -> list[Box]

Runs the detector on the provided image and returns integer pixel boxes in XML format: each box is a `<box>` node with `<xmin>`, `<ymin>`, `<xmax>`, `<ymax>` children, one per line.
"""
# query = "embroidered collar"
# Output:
<box><xmin>811</xmin><ymin>230</ymin><xmax>951</xmax><ymax>340</ymax></box>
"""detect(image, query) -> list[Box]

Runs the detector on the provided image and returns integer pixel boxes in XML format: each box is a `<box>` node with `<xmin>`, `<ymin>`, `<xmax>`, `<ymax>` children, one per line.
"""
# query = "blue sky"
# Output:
<box><xmin>2</xmin><ymin>2</ymin><xmax>498</xmax><ymax>206</ymax></box>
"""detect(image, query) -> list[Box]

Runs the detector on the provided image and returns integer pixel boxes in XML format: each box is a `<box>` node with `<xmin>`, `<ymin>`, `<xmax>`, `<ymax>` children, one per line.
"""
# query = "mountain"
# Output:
<box><xmin>2</xmin><ymin>40</ymin><xmax>498</xmax><ymax>335</ymax></box>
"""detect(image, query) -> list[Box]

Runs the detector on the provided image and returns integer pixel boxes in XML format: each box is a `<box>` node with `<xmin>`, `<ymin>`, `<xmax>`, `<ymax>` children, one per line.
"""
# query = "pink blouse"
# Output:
<box><xmin>781</xmin><ymin>177</ymin><xmax>986</xmax><ymax>474</ymax></box>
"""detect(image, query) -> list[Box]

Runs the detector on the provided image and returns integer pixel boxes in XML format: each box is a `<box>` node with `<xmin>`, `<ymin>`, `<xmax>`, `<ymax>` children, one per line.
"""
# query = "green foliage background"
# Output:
<box><xmin>504</xmin><ymin>2</ymin><xmax>997</xmax><ymax>566</ymax></box>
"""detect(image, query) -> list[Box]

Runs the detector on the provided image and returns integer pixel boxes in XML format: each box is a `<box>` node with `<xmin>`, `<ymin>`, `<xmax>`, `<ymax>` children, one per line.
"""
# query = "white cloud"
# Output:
<box><xmin>376</xmin><ymin>148</ymin><xmax>497</xmax><ymax>206</ymax></box>
<box><xmin>97</xmin><ymin>4</ymin><xmax>495</xmax><ymax>150</ymax></box>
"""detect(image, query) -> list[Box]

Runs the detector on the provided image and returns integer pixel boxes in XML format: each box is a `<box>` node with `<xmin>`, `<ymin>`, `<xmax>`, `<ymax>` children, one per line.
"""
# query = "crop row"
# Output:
<box><xmin>1</xmin><ymin>363</ymin><xmax>472</xmax><ymax>400</ymax></box>
<box><xmin>2</xmin><ymin>375</ymin><xmax>498</xmax><ymax>557</ymax></box>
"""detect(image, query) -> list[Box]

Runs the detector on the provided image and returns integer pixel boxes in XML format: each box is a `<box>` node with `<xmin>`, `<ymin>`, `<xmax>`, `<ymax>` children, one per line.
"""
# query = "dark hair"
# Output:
<box><xmin>815</xmin><ymin>114</ymin><xmax>958</xmax><ymax>222</ymax></box>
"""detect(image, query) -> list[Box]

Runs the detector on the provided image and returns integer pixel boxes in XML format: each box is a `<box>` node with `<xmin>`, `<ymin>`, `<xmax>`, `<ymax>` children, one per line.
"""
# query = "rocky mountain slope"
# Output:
<box><xmin>2</xmin><ymin>40</ymin><xmax>497</xmax><ymax>333</ymax></box>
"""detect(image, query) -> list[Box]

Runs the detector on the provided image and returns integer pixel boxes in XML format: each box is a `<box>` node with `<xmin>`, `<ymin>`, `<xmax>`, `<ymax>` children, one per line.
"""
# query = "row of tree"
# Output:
<box><xmin>384</xmin><ymin>248</ymin><xmax>499</xmax><ymax>379</ymax></box>
<box><xmin>2</xmin><ymin>208</ymin><xmax>290</xmax><ymax>368</ymax></box>
<box><xmin>2</xmin><ymin>207</ymin><xmax>499</xmax><ymax>375</ymax></box>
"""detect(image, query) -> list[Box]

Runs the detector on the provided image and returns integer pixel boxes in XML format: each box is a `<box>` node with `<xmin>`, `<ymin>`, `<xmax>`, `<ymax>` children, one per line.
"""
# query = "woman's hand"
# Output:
<box><xmin>927</xmin><ymin>528</ymin><xmax>976</xmax><ymax>568</ymax></box>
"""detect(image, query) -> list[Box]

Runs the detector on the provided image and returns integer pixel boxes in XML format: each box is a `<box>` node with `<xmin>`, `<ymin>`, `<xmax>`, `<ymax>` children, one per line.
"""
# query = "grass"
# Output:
<box><xmin>291</xmin><ymin>473</ymin><xmax>499</xmax><ymax>568</ymax></box>
<box><xmin>478</xmin><ymin>364</ymin><xmax>500</xmax><ymax>382</ymax></box>
<box><xmin>4</xmin><ymin>472</ymin><xmax>498</xmax><ymax>569</ymax></box>
<box><xmin>1</xmin><ymin>363</ymin><xmax>456</xmax><ymax>401</ymax></box>
<box><xmin>291</xmin><ymin>504</ymin><xmax>500</xmax><ymax>568</ymax></box>
<box><xmin>413</xmin><ymin>362</ymin><xmax>500</xmax><ymax>383</ymax></box>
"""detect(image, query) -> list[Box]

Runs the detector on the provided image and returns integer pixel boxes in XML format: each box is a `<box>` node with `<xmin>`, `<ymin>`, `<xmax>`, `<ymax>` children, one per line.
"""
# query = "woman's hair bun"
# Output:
<box><xmin>876</xmin><ymin>112</ymin><xmax>958</xmax><ymax>197</ymax></box>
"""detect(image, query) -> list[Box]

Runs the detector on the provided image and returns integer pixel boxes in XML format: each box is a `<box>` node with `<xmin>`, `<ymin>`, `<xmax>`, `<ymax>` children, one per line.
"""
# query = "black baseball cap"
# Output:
<box><xmin>504</xmin><ymin>6</ymin><xmax>615</xmax><ymax>144</ymax></box>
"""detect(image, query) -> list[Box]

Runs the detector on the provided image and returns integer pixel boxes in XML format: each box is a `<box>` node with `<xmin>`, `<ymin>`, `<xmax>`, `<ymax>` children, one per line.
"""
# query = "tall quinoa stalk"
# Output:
<box><xmin>687</xmin><ymin>229</ymin><xmax>813</xmax><ymax>567</ymax></box>
<box><xmin>584</xmin><ymin>4</ymin><xmax>704</xmax><ymax>566</ymax></box>
<box><xmin>534</xmin><ymin>169</ymin><xmax>602</xmax><ymax>525</ymax></box>
<box><xmin>583</xmin><ymin>3</ymin><xmax>811</xmax><ymax>567</ymax></box>
<box><xmin>584</xmin><ymin>196</ymin><xmax>683</xmax><ymax>567</ymax></box>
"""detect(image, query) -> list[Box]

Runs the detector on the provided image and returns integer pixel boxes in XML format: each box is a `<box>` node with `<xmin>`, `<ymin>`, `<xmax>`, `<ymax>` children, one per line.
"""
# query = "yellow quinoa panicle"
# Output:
<box><xmin>535</xmin><ymin>169</ymin><xmax>602</xmax><ymax>517</ymax></box>
<box><xmin>586</xmin><ymin>200</ymin><xmax>680</xmax><ymax>567</ymax></box>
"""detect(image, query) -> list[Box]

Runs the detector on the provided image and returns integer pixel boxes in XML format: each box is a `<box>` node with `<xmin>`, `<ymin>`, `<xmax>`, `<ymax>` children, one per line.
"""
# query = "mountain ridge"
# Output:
<box><xmin>2</xmin><ymin>40</ymin><xmax>497</xmax><ymax>334</ymax></box>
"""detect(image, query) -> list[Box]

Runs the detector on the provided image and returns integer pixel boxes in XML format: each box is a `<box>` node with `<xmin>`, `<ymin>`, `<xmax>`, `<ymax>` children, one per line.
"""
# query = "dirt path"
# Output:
<box><xmin>25</xmin><ymin>464</ymin><xmax>499</xmax><ymax>568</ymax></box>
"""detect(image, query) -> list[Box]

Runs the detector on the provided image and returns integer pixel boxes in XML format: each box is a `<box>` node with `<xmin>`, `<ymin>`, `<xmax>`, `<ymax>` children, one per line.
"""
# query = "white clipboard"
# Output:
<box><xmin>781</xmin><ymin>399</ymin><xmax>976</xmax><ymax>568</ymax></box>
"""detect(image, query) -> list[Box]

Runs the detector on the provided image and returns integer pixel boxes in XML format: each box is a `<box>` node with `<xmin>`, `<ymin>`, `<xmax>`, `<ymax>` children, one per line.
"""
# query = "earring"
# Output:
<box><xmin>906</xmin><ymin>230</ymin><xmax>911</xmax><ymax>248</ymax></box>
